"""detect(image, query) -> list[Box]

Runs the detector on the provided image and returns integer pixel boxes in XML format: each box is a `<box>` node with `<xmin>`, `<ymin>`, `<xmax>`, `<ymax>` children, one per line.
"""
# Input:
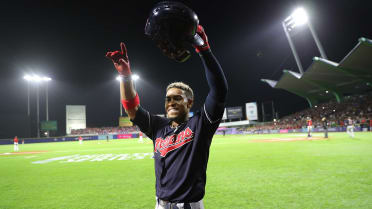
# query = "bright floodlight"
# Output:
<box><xmin>42</xmin><ymin>76</ymin><xmax>52</xmax><ymax>81</ymax></box>
<box><xmin>24</xmin><ymin>75</ymin><xmax>32</xmax><ymax>81</ymax></box>
<box><xmin>24</xmin><ymin>74</ymin><xmax>51</xmax><ymax>82</ymax></box>
<box><xmin>33</xmin><ymin>75</ymin><xmax>42</xmax><ymax>82</ymax></box>
<box><xmin>291</xmin><ymin>8</ymin><xmax>308</xmax><ymax>27</ymax></box>
<box><xmin>132</xmin><ymin>74</ymin><xmax>140</xmax><ymax>81</ymax></box>
<box><xmin>116</xmin><ymin>76</ymin><xmax>122</xmax><ymax>81</ymax></box>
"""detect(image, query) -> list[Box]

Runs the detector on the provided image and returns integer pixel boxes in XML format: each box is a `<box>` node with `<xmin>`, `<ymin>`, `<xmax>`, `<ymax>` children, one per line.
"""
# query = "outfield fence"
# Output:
<box><xmin>0</xmin><ymin>133</ymin><xmax>140</xmax><ymax>145</ymax></box>
<box><xmin>1</xmin><ymin>126</ymin><xmax>371</xmax><ymax>145</ymax></box>
<box><xmin>216</xmin><ymin>126</ymin><xmax>371</xmax><ymax>135</ymax></box>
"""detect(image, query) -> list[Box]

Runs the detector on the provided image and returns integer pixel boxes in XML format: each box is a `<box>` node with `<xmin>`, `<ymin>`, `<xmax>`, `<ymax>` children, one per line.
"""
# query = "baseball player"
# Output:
<box><xmin>306</xmin><ymin>117</ymin><xmax>313</xmax><ymax>138</ymax></box>
<box><xmin>13</xmin><ymin>136</ymin><xmax>19</xmax><ymax>151</ymax></box>
<box><xmin>346</xmin><ymin>117</ymin><xmax>355</xmax><ymax>138</ymax></box>
<box><xmin>322</xmin><ymin>117</ymin><xmax>328</xmax><ymax>138</ymax></box>
<box><xmin>78</xmin><ymin>136</ymin><xmax>83</xmax><ymax>144</ymax></box>
<box><xmin>138</xmin><ymin>132</ymin><xmax>144</xmax><ymax>143</ymax></box>
<box><xmin>106</xmin><ymin>25</ymin><xmax>228</xmax><ymax>208</ymax></box>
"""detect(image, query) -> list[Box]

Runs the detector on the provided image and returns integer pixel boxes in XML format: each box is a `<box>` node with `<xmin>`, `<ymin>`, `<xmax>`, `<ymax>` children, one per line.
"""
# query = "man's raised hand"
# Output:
<box><xmin>193</xmin><ymin>25</ymin><xmax>210</xmax><ymax>53</ymax></box>
<box><xmin>106</xmin><ymin>42</ymin><xmax>132</xmax><ymax>76</ymax></box>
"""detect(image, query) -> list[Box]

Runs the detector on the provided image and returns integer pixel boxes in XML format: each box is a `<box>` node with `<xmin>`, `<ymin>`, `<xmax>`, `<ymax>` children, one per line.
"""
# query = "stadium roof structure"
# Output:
<box><xmin>262</xmin><ymin>37</ymin><xmax>372</xmax><ymax>107</ymax></box>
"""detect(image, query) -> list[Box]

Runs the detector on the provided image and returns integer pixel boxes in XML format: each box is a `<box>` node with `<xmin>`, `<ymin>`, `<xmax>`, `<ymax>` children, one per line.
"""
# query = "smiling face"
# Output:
<box><xmin>165</xmin><ymin>87</ymin><xmax>193</xmax><ymax>125</ymax></box>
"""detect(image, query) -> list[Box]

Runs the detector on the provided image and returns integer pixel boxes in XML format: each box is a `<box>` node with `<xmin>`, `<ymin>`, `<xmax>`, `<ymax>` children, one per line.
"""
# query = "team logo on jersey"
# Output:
<box><xmin>154</xmin><ymin>127</ymin><xmax>194</xmax><ymax>157</ymax></box>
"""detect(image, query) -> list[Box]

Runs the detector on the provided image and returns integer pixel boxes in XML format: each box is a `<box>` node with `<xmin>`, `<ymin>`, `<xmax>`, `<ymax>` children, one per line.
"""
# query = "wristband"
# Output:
<box><xmin>122</xmin><ymin>94</ymin><xmax>140</xmax><ymax>110</ymax></box>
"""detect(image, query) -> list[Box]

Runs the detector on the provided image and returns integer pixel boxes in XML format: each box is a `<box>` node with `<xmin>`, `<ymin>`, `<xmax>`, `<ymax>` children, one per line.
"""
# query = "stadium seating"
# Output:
<box><xmin>71</xmin><ymin>126</ymin><xmax>139</xmax><ymax>135</ymax></box>
<box><xmin>71</xmin><ymin>92</ymin><xmax>372</xmax><ymax>135</ymax></box>
<box><xmin>243</xmin><ymin>92</ymin><xmax>372</xmax><ymax>132</ymax></box>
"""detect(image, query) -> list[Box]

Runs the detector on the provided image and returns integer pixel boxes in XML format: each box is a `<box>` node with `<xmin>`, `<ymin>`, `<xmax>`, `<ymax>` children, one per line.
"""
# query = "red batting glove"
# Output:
<box><xmin>105</xmin><ymin>42</ymin><xmax>132</xmax><ymax>76</ymax></box>
<box><xmin>194</xmin><ymin>25</ymin><xmax>210</xmax><ymax>53</ymax></box>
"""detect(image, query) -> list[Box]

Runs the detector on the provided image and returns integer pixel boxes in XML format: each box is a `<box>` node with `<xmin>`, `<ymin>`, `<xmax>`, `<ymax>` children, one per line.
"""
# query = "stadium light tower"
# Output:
<box><xmin>23</xmin><ymin>74</ymin><xmax>52</xmax><ymax>138</ymax></box>
<box><xmin>43</xmin><ymin>76</ymin><xmax>52</xmax><ymax>121</ymax></box>
<box><xmin>116</xmin><ymin>74</ymin><xmax>140</xmax><ymax>117</ymax></box>
<box><xmin>23</xmin><ymin>75</ymin><xmax>32</xmax><ymax>116</ymax></box>
<box><xmin>283</xmin><ymin>7</ymin><xmax>327</xmax><ymax>75</ymax></box>
<box><xmin>44</xmin><ymin>76</ymin><xmax>52</xmax><ymax>137</ymax></box>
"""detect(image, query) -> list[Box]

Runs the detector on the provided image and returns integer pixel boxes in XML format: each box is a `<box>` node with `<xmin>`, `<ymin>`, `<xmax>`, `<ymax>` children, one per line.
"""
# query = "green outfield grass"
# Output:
<box><xmin>1</xmin><ymin>132</ymin><xmax>372</xmax><ymax>209</ymax></box>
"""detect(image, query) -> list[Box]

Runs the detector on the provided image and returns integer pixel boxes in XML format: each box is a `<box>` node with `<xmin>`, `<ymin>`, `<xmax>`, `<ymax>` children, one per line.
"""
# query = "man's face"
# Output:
<box><xmin>165</xmin><ymin>88</ymin><xmax>192</xmax><ymax>123</ymax></box>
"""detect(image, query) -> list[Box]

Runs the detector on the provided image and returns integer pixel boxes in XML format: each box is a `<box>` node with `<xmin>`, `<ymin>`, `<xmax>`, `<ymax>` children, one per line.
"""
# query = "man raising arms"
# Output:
<box><xmin>106</xmin><ymin>25</ymin><xmax>228</xmax><ymax>208</ymax></box>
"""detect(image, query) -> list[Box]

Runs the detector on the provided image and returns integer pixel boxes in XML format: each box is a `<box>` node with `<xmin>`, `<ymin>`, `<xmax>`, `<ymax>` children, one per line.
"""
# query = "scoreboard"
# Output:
<box><xmin>226</xmin><ymin>106</ymin><xmax>243</xmax><ymax>119</ymax></box>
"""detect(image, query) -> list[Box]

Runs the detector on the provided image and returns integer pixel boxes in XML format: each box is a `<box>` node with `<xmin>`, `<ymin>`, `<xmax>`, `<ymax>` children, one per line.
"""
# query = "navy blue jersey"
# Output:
<box><xmin>133</xmin><ymin>104</ymin><xmax>222</xmax><ymax>202</ymax></box>
<box><xmin>131</xmin><ymin>50</ymin><xmax>228</xmax><ymax>203</ymax></box>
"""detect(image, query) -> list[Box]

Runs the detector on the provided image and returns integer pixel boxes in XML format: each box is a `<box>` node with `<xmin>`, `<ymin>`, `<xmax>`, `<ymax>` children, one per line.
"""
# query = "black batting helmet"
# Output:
<box><xmin>144</xmin><ymin>1</ymin><xmax>203</xmax><ymax>62</ymax></box>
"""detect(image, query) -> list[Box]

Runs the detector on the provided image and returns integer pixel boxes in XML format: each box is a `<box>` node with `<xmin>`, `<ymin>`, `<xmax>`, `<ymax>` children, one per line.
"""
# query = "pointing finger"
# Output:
<box><xmin>120</xmin><ymin>42</ymin><xmax>128</xmax><ymax>59</ymax></box>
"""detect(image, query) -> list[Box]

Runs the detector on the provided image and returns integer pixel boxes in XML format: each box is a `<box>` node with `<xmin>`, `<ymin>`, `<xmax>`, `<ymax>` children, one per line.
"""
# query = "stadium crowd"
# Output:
<box><xmin>245</xmin><ymin>92</ymin><xmax>372</xmax><ymax>132</ymax></box>
<box><xmin>71</xmin><ymin>93</ymin><xmax>372</xmax><ymax>135</ymax></box>
<box><xmin>71</xmin><ymin>126</ymin><xmax>139</xmax><ymax>135</ymax></box>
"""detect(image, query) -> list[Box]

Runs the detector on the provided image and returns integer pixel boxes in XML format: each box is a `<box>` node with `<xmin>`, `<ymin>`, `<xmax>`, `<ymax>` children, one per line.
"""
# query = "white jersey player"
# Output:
<box><xmin>346</xmin><ymin>117</ymin><xmax>355</xmax><ymax>138</ymax></box>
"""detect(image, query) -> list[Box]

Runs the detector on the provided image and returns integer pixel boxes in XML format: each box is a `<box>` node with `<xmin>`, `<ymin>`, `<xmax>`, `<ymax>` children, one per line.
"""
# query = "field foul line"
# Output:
<box><xmin>0</xmin><ymin>151</ymin><xmax>48</xmax><ymax>156</ymax></box>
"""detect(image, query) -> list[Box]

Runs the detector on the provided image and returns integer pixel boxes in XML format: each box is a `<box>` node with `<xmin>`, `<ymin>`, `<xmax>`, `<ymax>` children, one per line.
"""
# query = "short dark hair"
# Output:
<box><xmin>166</xmin><ymin>82</ymin><xmax>194</xmax><ymax>101</ymax></box>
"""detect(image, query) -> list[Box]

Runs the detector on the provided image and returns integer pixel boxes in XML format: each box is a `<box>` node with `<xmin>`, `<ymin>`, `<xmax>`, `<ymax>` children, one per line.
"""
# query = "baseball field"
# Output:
<box><xmin>1</xmin><ymin>132</ymin><xmax>372</xmax><ymax>209</ymax></box>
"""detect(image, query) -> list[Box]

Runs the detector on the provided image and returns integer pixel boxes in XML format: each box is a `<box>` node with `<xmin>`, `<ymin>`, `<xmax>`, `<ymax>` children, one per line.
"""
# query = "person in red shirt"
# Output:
<box><xmin>14</xmin><ymin>136</ymin><xmax>19</xmax><ymax>151</ymax></box>
<box><xmin>307</xmin><ymin>117</ymin><xmax>313</xmax><ymax>138</ymax></box>
<box><xmin>78</xmin><ymin>136</ymin><xmax>83</xmax><ymax>144</ymax></box>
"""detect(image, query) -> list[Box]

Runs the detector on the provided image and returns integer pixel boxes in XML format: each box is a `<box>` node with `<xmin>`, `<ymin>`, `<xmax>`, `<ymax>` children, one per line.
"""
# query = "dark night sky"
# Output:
<box><xmin>0</xmin><ymin>0</ymin><xmax>371</xmax><ymax>138</ymax></box>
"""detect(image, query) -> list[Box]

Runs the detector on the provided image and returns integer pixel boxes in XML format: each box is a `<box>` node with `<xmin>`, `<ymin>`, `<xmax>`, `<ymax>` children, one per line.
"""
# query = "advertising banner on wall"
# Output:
<box><xmin>117</xmin><ymin>134</ymin><xmax>133</xmax><ymax>139</ymax></box>
<box><xmin>66</xmin><ymin>105</ymin><xmax>86</xmax><ymax>135</ymax></box>
<box><xmin>245</xmin><ymin>102</ymin><xmax>258</xmax><ymax>121</ymax></box>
